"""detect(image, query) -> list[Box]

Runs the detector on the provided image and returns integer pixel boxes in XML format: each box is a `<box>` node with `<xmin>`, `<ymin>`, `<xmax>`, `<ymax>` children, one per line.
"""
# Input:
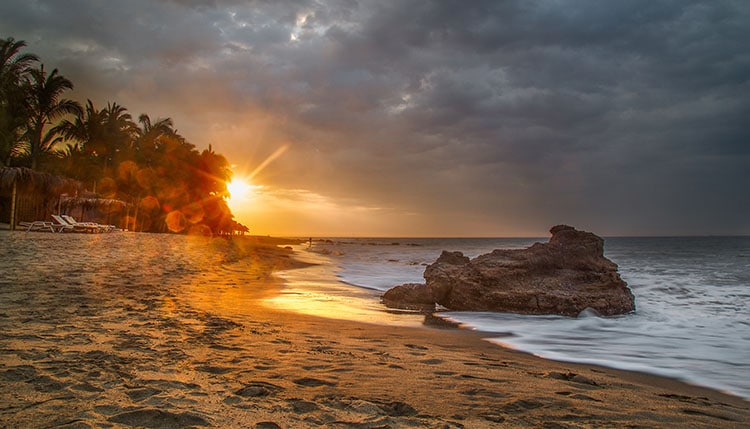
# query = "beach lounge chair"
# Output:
<box><xmin>61</xmin><ymin>215</ymin><xmax>114</xmax><ymax>232</ymax></box>
<box><xmin>20</xmin><ymin>220</ymin><xmax>55</xmax><ymax>232</ymax></box>
<box><xmin>51</xmin><ymin>214</ymin><xmax>100</xmax><ymax>233</ymax></box>
<box><xmin>49</xmin><ymin>215</ymin><xmax>75</xmax><ymax>232</ymax></box>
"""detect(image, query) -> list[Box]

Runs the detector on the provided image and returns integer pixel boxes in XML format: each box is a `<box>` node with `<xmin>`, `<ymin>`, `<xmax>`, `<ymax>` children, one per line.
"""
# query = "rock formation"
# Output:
<box><xmin>383</xmin><ymin>225</ymin><xmax>635</xmax><ymax>317</ymax></box>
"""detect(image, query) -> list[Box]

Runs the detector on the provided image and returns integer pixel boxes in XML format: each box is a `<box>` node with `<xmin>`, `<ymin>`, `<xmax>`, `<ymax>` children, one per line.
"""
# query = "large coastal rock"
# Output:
<box><xmin>383</xmin><ymin>225</ymin><xmax>635</xmax><ymax>317</ymax></box>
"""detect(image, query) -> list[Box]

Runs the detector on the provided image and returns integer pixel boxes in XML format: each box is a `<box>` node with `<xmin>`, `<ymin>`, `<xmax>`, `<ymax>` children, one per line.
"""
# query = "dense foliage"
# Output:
<box><xmin>0</xmin><ymin>36</ymin><xmax>245</xmax><ymax>235</ymax></box>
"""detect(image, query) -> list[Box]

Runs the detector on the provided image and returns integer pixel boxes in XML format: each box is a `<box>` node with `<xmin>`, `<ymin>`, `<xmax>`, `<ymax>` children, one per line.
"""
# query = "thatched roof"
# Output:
<box><xmin>0</xmin><ymin>167</ymin><xmax>79</xmax><ymax>195</ymax></box>
<box><xmin>60</xmin><ymin>195</ymin><xmax>127</xmax><ymax>211</ymax></box>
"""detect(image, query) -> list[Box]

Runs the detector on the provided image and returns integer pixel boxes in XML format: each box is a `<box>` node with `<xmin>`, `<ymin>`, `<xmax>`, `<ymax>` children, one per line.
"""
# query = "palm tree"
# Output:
<box><xmin>56</xmin><ymin>100</ymin><xmax>104</xmax><ymax>147</ymax></box>
<box><xmin>0</xmin><ymin>37</ymin><xmax>37</xmax><ymax>90</ymax></box>
<box><xmin>0</xmin><ymin>37</ymin><xmax>38</xmax><ymax>166</ymax></box>
<box><xmin>54</xmin><ymin>100</ymin><xmax>106</xmax><ymax>188</ymax></box>
<box><xmin>98</xmin><ymin>102</ymin><xmax>137</xmax><ymax>169</ymax></box>
<box><xmin>196</xmin><ymin>144</ymin><xmax>232</xmax><ymax>198</ymax></box>
<box><xmin>24</xmin><ymin>64</ymin><xmax>81</xmax><ymax>170</ymax></box>
<box><xmin>137</xmin><ymin>113</ymin><xmax>175</xmax><ymax>139</ymax></box>
<box><xmin>56</xmin><ymin>100</ymin><xmax>138</xmax><ymax>192</ymax></box>
<box><xmin>134</xmin><ymin>113</ymin><xmax>176</xmax><ymax>166</ymax></box>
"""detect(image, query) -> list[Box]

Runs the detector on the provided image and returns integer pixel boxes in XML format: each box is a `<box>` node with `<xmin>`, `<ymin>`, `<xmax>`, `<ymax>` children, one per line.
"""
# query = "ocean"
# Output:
<box><xmin>271</xmin><ymin>236</ymin><xmax>750</xmax><ymax>399</ymax></box>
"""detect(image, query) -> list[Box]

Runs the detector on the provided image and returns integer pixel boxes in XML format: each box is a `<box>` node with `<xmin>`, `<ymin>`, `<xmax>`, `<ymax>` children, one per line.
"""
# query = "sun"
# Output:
<box><xmin>226</xmin><ymin>178</ymin><xmax>253</xmax><ymax>202</ymax></box>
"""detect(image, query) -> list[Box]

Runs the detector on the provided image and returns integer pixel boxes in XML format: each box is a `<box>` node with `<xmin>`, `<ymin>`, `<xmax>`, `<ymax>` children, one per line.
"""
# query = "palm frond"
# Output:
<box><xmin>0</xmin><ymin>37</ymin><xmax>39</xmax><ymax>75</ymax></box>
<box><xmin>47</xmin><ymin>98</ymin><xmax>82</xmax><ymax>121</ymax></box>
<box><xmin>0</xmin><ymin>166</ymin><xmax>79</xmax><ymax>194</ymax></box>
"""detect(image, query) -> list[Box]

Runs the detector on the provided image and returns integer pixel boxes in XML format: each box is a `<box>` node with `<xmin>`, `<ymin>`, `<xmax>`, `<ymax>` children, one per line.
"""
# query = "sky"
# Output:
<box><xmin>2</xmin><ymin>0</ymin><xmax>748</xmax><ymax>237</ymax></box>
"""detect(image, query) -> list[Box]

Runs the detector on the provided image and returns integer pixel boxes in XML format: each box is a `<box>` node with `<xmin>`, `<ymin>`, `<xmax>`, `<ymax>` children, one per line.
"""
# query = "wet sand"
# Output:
<box><xmin>0</xmin><ymin>231</ymin><xmax>747</xmax><ymax>428</ymax></box>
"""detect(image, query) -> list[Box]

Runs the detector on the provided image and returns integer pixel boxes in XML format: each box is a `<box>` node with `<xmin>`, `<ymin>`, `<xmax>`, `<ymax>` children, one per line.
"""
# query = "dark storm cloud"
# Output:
<box><xmin>2</xmin><ymin>0</ymin><xmax>748</xmax><ymax>235</ymax></box>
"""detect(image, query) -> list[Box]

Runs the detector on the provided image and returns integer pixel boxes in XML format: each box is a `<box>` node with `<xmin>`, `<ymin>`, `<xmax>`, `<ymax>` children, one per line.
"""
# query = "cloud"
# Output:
<box><xmin>2</xmin><ymin>0</ymin><xmax>748</xmax><ymax>235</ymax></box>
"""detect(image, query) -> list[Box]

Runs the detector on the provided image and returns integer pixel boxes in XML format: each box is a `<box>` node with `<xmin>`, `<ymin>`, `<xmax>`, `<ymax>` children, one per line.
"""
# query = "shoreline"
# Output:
<box><xmin>301</xmin><ymin>236</ymin><xmax>750</xmax><ymax>400</ymax></box>
<box><xmin>270</xmin><ymin>256</ymin><xmax>750</xmax><ymax>400</ymax></box>
<box><xmin>0</xmin><ymin>232</ymin><xmax>747</xmax><ymax>427</ymax></box>
<box><xmin>279</xmin><ymin>240</ymin><xmax>750</xmax><ymax>400</ymax></box>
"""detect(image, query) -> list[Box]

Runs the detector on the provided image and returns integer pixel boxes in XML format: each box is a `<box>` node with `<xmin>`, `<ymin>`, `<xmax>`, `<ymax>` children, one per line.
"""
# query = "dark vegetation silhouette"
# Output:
<box><xmin>0</xmin><ymin>36</ymin><xmax>245</xmax><ymax>235</ymax></box>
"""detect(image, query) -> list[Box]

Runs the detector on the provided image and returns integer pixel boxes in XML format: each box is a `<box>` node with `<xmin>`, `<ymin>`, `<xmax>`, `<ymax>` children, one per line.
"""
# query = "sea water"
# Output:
<box><xmin>272</xmin><ymin>236</ymin><xmax>750</xmax><ymax>399</ymax></box>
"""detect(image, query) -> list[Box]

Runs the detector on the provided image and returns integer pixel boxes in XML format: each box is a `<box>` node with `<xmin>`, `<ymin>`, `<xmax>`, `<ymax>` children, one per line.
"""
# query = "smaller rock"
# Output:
<box><xmin>382</xmin><ymin>283</ymin><xmax>436</xmax><ymax>311</ymax></box>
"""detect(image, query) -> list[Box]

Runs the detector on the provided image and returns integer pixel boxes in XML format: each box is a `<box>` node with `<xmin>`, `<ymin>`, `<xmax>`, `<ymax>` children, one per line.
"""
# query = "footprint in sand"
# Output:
<box><xmin>234</xmin><ymin>381</ymin><xmax>284</xmax><ymax>397</ymax></box>
<box><xmin>194</xmin><ymin>365</ymin><xmax>236</xmax><ymax>375</ymax></box>
<box><xmin>71</xmin><ymin>382</ymin><xmax>104</xmax><ymax>393</ymax></box>
<box><xmin>459</xmin><ymin>387</ymin><xmax>507</xmax><ymax>399</ymax></box>
<box><xmin>500</xmin><ymin>398</ymin><xmax>547</xmax><ymax>414</ymax></box>
<box><xmin>30</xmin><ymin>375</ymin><xmax>69</xmax><ymax>392</ymax></box>
<box><xmin>0</xmin><ymin>365</ymin><xmax>37</xmax><ymax>381</ymax></box>
<box><xmin>108</xmin><ymin>409</ymin><xmax>209</xmax><ymax>428</ymax></box>
<box><xmin>373</xmin><ymin>400</ymin><xmax>419</xmax><ymax>417</ymax></box>
<box><xmin>289</xmin><ymin>399</ymin><xmax>319</xmax><ymax>413</ymax></box>
<box><xmin>301</xmin><ymin>364</ymin><xmax>333</xmax><ymax>370</ymax></box>
<box><xmin>404</xmin><ymin>343</ymin><xmax>428</xmax><ymax>350</ymax></box>
<box><xmin>293</xmin><ymin>377</ymin><xmax>337</xmax><ymax>387</ymax></box>
<box><xmin>546</xmin><ymin>371</ymin><xmax>600</xmax><ymax>387</ymax></box>
<box><xmin>125</xmin><ymin>387</ymin><xmax>161</xmax><ymax>402</ymax></box>
<box><xmin>254</xmin><ymin>364</ymin><xmax>277</xmax><ymax>371</ymax></box>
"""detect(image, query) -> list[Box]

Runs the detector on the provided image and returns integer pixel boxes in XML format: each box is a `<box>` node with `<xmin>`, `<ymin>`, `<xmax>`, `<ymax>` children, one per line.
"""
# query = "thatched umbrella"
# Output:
<box><xmin>60</xmin><ymin>195</ymin><xmax>127</xmax><ymax>226</ymax></box>
<box><xmin>0</xmin><ymin>167</ymin><xmax>79</xmax><ymax>230</ymax></box>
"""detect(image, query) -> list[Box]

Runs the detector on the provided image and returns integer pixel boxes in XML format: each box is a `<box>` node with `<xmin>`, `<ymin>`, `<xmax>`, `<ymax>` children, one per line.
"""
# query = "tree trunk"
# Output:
<box><xmin>9</xmin><ymin>181</ymin><xmax>17</xmax><ymax>231</ymax></box>
<box><xmin>124</xmin><ymin>204</ymin><xmax>130</xmax><ymax>231</ymax></box>
<box><xmin>30</xmin><ymin>122</ymin><xmax>42</xmax><ymax>171</ymax></box>
<box><xmin>133</xmin><ymin>196</ymin><xmax>140</xmax><ymax>232</ymax></box>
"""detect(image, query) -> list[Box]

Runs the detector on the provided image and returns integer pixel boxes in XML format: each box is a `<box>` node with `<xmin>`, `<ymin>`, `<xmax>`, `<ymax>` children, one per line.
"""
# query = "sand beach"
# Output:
<box><xmin>0</xmin><ymin>231</ymin><xmax>747</xmax><ymax>428</ymax></box>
